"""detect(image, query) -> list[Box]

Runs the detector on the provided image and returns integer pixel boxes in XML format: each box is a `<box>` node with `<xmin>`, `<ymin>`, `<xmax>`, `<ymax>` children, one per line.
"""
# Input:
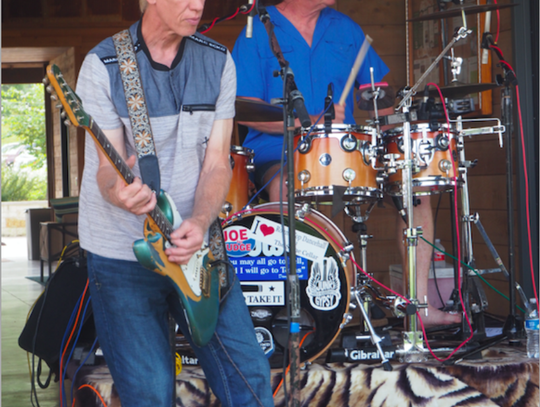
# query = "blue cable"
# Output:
<box><xmin>70</xmin><ymin>336</ymin><xmax>99</xmax><ymax>407</ymax></box>
<box><xmin>57</xmin><ymin>292</ymin><xmax>88</xmax><ymax>407</ymax></box>
<box><xmin>61</xmin><ymin>295</ymin><xmax>92</xmax><ymax>406</ymax></box>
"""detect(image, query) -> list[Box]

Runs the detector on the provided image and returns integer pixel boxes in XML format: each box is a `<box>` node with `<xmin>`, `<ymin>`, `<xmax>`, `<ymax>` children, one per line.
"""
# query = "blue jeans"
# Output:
<box><xmin>87</xmin><ymin>252</ymin><xmax>273</xmax><ymax>407</ymax></box>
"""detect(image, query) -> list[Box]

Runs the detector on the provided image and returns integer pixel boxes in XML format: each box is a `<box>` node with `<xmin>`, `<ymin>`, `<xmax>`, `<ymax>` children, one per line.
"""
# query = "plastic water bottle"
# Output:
<box><xmin>433</xmin><ymin>239</ymin><xmax>445</xmax><ymax>268</ymax></box>
<box><xmin>525</xmin><ymin>298</ymin><xmax>539</xmax><ymax>359</ymax></box>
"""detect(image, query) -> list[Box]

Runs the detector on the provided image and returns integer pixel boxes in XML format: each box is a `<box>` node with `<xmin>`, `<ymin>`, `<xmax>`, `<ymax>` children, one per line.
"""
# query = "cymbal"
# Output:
<box><xmin>356</xmin><ymin>82</ymin><xmax>396</xmax><ymax>110</ymax></box>
<box><xmin>235</xmin><ymin>97</ymin><xmax>283</xmax><ymax>122</ymax></box>
<box><xmin>429</xmin><ymin>82</ymin><xmax>499</xmax><ymax>98</ymax></box>
<box><xmin>408</xmin><ymin>3</ymin><xmax>516</xmax><ymax>22</ymax></box>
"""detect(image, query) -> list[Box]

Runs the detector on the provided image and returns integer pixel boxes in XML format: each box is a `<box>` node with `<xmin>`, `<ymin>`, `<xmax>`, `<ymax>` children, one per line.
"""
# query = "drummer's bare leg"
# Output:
<box><xmin>263</xmin><ymin>164</ymin><xmax>288</xmax><ymax>202</ymax></box>
<box><xmin>398</xmin><ymin>196</ymin><xmax>461</xmax><ymax>327</ymax></box>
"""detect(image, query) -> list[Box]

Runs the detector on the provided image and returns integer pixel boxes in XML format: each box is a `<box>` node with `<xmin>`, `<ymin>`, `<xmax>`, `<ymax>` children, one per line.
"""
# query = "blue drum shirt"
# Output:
<box><xmin>232</xmin><ymin>5</ymin><xmax>389</xmax><ymax>167</ymax></box>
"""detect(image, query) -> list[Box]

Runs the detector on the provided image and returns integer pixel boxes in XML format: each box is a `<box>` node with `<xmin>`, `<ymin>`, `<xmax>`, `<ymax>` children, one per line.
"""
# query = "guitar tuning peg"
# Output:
<box><xmin>42</xmin><ymin>77</ymin><xmax>50</xmax><ymax>85</ymax></box>
<box><xmin>46</xmin><ymin>85</ymin><xmax>53</xmax><ymax>94</ymax></box>
<box><xmin>55</xmin><ymin>103</ymin><xmax>63</xmax><ymax>109</ymax></box>
<box><xmin>64</xmin><ymin>120</ymin><xmax>71</xmax><ymax>127</ymax></box>
<box><xmin>61</xmin><ymin>111</ymin><xmax>67</xmax><ymax>119</ymax></box>
<box><xmin>50</xmin><ymin>94</ymin><xmax>58</xmax><ymax>101</ymax></box>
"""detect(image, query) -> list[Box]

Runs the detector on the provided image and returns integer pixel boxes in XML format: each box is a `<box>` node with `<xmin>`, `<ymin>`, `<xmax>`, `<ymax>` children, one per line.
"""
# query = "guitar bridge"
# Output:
<box><xmin>198</xmin><ymin>253</ymin><xmax>211</xmax><ymax>298</ymax></box>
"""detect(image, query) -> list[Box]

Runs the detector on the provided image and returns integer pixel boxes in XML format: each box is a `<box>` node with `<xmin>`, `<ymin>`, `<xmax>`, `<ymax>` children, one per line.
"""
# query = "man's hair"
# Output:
<box><xmin>139</xmin><ymin>0</ymin><xmax>147</xmax><ymax>13</ymax></box>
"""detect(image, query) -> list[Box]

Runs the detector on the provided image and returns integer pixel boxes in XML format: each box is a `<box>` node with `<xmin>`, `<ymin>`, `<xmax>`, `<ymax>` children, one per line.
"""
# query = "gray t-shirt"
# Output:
<box><xmin>76</xmin><ymin>21</ymin><xmax>236</xmax><ymax>261</ymax></box>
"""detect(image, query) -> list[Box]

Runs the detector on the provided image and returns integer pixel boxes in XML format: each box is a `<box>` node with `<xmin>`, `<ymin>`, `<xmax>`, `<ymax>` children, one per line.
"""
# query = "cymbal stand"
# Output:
<box><xmin>394</xmin><ymin>26</ymin><xmax>471</xmax><ymax>362</ymax></box>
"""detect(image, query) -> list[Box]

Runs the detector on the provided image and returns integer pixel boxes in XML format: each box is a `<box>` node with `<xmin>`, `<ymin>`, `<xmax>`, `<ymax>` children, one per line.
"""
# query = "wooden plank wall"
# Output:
<box><xmin>2</xmin><ymin>0</ymin><xmax>522</xmax><ymax>317</ymax></box>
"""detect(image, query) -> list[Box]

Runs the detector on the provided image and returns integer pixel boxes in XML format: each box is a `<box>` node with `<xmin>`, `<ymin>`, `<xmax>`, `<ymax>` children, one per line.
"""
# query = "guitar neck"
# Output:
<box><xmin>87</xmin><ymin>120</ymin><xmax>174</xmax><ymax>240</ymax></box>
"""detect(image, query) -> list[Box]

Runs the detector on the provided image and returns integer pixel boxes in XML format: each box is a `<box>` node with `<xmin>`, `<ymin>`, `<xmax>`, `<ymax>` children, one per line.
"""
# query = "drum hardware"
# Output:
<box><xmin>356</xmin><ymin>82</ymin><xmax>396</xmax><ymax>111</ymax></box>
<box><xmin>383</xmin><ymin>123</ymin><xmax>463</xmax><ymax>197</ymax></box>
<box><xmin>344</xmin><ymin>202</ymin><xmax>376</xmax><ymax>225</ymax></box>
<box><xmin>349</xmin><ymin>288</ymin><xmax>393</xmax><ymax>371</ymax></box>
<box><xmin>446</xmin><ymin>48</ymin><xmax>463</xmax><ymax>83</ymax></box>
<box><xmin>235</xmin><ymin>97</ymin><xmax>284</xmax><ymax>122</ymax></box>
<box><xmin>407</xmin><ymin>2</ymin><xmax>517</xmax><ymax>23</ymax></box>
<box><xmin>429</xmin><ymin>82</ymin><xmax>500</xmax><ymax>99</ymax></box>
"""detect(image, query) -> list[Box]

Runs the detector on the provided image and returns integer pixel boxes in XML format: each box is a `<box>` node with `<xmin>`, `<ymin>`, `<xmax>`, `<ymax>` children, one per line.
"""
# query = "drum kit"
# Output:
<box><xmin>215</xmin><ymin>1</ymin><xmax>517</xmax><ymax>368</ymax></box>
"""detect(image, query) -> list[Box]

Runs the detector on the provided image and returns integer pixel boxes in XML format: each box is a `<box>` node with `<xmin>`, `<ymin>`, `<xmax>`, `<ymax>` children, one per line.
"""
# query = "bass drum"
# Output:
<box><xmin>222</xmin><ymin>203</ymin><xmax>354</xmax><ymax>368</ymax></box>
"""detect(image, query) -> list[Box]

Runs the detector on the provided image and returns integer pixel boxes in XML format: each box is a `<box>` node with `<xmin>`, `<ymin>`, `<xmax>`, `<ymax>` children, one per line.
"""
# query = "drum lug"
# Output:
<box><xmin>338</xmin><ymin>243</ymin><xmax>354</xmax><ymax>263</ymax></box>
<box><xmin>438</xmin><ymin>159</ymin><xmax>452</xmax><ymax>174</ymax></box>
<box><xmin>384</xmin><ymin>153</ymin><xmax>400</xmax><ymax>175</ymax></box>
<box><xmin>221</xmin><ymin>201</ymin><xmax>233</xmax><ymax>215</ymax></box>
<box><xmin>340</xmin><ymin>312</ymin><xmax>354</xmax><ymax>329</ymax></box>
<box><xmin>294</xmin><ymin>203</ymin><xmax>311</xmax><ymax>220</ymax></box>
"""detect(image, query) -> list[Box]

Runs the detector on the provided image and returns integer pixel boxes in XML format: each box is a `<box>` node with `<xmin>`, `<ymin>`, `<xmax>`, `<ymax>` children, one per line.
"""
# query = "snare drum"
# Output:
<box><xmin>384</xmin><ymin>122</ymin><xmax>462</xmax><ymax>196</ymax></box>
<box><xmin>294</xmin><ymin>124</ymin><xmax>382</xmax><ymax>204</ymax></box>
<box><xmin>220</xmin><ymin>146</ymin><xmax>254</xmax><ymax>218</ymax></box>
<box><xmin>222</xmin><ymin>203</ymin><xmax>354</xmax><ymax>368</ymax></box>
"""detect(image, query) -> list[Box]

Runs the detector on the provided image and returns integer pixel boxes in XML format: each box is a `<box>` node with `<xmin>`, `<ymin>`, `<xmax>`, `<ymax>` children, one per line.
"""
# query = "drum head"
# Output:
<box><xmin>223</xmin><ymin>203</ymin><xmax>353</xmax><ymax>368</ymax></box>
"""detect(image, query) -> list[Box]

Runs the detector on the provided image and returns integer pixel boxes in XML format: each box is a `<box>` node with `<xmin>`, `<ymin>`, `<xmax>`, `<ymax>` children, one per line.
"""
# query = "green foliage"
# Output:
<box><xmin>1</xmin><ymin>84</ymin><xmax>47</xmax><ymax>169</ymax></box>
<box><xmin>1</xmin><ymin>163</ymin><xmax>47</xmax><ymax>201</ymax></box>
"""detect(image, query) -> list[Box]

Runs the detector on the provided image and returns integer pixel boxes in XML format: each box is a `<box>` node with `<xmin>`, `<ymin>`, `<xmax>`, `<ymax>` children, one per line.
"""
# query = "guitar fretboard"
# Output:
<box><xmin>89</xmin><ymin>120</ymin><xmax>174</xmax><ymax>240</ymax></box>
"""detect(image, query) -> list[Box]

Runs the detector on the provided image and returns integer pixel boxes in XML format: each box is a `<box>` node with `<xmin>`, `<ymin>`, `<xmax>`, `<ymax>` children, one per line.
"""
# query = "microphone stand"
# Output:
<box><xmin>258</xmin><ymin>6</ymin><xmax>311</xmax><ymax>406</ymax></box>
<box><xmin>480</xmin><ymin>36</ymin><xmax>524</xmax><ymax>342</ymax></box>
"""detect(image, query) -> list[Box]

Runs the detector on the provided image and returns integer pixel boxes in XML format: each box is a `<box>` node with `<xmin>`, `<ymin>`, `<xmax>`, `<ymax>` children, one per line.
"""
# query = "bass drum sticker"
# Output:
<box><xmin>255</xmin><ymin>326</ymin><xmax>275</xmax><ymax>357</ymax></box>
<box><xmin>305</xmin><ymin>257</ymin><xmax>341</xmax><ymax>311</ymax></box>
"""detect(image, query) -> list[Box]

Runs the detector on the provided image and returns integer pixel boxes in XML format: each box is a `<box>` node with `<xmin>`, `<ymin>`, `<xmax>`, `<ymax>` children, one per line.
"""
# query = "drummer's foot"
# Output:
<box><xmin>419</xmin><ymin>306</ymin><xmax>461</xmax><ymax>328</ymax></box>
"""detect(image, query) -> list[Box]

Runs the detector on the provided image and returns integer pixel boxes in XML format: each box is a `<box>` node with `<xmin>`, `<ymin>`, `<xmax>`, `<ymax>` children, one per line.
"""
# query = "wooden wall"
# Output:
<box><xmin>2</xmin><ymin>0</ymin><xmax>522</xmax><ymax>317</ymax></box>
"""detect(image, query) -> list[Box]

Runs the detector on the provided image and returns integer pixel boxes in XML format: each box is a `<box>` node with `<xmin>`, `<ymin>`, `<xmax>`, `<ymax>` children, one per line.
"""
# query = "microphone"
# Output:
<box><xmin>246</xmin><ymin>0</ymin><xmax>255</xmax><ymax>38</ymax></box>
<box><xmin>291</xmin><ymin>90</ymin><xmax>311</xmax><ymax>128</ymax></box>
<box><xmin>324</xmin><ymin>83</ymin><xmax>334</xmax><ymax>131</ymax></box>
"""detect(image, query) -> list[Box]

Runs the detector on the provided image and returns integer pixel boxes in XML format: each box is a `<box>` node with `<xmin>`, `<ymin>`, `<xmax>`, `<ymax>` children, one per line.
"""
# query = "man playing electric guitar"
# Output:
<box><xmin>76</xmin><ymin>0</ymin><xmax>273</xmax><ymax>405</ymax></box>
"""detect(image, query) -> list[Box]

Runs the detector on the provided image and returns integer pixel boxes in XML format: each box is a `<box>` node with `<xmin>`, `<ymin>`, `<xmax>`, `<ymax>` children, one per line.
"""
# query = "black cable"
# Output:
<box><xmin>30</xmin><ymin>273</ymin><xmax>54</xmax><ymax>407</ymax></box>
<box><xmin>431</xmin><ymin>193</ymin><xmax>446</xmax><ymax>308</ymax></box>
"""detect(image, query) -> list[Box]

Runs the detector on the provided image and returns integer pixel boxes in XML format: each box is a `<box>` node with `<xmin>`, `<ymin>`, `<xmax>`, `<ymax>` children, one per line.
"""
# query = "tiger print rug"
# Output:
<box><xmin>72</xmin><ymin>347</ymin><xmax>538</xmax><ymax>407</ymax></box>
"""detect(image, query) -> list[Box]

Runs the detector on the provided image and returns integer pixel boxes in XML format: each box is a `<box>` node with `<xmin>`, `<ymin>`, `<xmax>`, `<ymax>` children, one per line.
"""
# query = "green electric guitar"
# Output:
<box><xmin>46</xmin><ymin>64</ymin><xmax>220</xmax><ymax>347</ymax></box>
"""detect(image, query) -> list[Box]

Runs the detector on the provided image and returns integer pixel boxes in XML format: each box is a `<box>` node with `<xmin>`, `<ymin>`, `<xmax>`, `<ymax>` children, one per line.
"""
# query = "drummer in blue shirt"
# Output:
<box><xmin>232</xmin><ymin>0</ymin><xmax>462</xmax><ymax>328</ymax></box>
<box><xmin>232</xmin><ymin>0</ymin><xmax>390</xmax><ymax>201</ymax></box>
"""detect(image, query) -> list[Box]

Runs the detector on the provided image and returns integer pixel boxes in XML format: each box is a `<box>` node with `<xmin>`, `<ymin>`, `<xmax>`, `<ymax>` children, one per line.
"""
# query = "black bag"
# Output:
<box><xmin>19</xmin><ymin>255</ymin><xmax>95</xmax><ymax>380</ymax></box>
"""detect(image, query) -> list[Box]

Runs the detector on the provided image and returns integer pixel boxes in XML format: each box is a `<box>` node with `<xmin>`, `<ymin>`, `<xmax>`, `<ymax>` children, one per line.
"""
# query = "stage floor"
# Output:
<box><xmin>70</xmin><ymin>343</ymin><xmax>539</xmax><ymax>407</ymax></box>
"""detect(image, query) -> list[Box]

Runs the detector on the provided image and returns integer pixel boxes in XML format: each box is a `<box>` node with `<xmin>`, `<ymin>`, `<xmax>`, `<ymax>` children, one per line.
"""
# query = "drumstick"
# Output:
<box><xmin>338</xmin><ymin>35</ymin><xmax>373</xmax><ymax>106</ymax></box>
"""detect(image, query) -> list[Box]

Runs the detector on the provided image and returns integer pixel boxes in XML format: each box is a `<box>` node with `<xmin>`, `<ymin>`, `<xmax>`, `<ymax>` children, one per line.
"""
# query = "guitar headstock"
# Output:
<box><xmin>45</xmin><ymin>64</ymin><xmax>90</xmax><ymax>128</ymax></box>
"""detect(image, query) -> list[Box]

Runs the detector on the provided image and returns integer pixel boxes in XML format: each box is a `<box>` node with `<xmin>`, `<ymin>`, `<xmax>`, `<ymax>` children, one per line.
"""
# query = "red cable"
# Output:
<box><xmin>200</xmin><ymin>3</ymin><xmax>254</xmax><ymax>35</ymax></box>
<box><xmin>515</xmin><ymin>85</ymin><xmax>539</xmax><ymax>312</ymax></box>
<box><xmin>73</xmin><ymin>384</ymin><xmax>108</xmax><ymax>407</ymax></box>
<box><xmin>426</xmin><ymin>82</ymin><xmax>473</xmax><ymax>361</ymax></box>
<box><xmin>489</xmin><ymin>44</ymin><xmax>504</xmax><ymax>58</ymax></box>
<box><xmin>272</xmin><ymin>330</ymin><xmax>314</xmax><ymax>398</ymax></box>
<box><xmin>493</xmin><ymin>0</ymin><xmax>500</xmax><ymax>43</ymax></box>
<box><xmin>199</xmin><ymin>17</ymin><xmax>220</xmax><ymax>34</ymax></box>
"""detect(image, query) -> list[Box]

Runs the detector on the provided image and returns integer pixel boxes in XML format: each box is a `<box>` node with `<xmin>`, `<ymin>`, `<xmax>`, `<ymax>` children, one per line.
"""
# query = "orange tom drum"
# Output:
<box><xmin>384</xmin><ymin>122</ymin><xmax>463</xmax><ymax>196</ymax></box>
<box><xmin>220</xmin><ymin>146</ymin><xmax>254</xmax><ymax>218</ymax></box>
<box><xmin>293</xmin><ymin>124</ymin><xmax>382</xmax><ymax>204</ymax></box>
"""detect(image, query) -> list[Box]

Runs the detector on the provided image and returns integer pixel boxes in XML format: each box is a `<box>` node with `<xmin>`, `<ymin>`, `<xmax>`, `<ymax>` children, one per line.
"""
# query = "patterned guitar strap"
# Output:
<box><xmin>112</xmin><ymin>29</ymin><xmax>160</xmax><ymax>193</ymax></box>
<box><xmin>112</xmin><ymin>29</ymin><xmax>232</xmax><ymax>300</ymax></box>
